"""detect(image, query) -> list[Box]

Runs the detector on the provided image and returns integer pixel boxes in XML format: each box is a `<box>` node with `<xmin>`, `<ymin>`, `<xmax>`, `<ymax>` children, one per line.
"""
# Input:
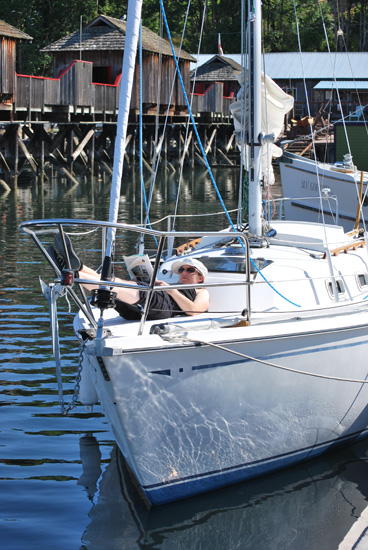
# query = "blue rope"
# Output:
<box><xmin>159</xmin><ymin>0</ymin><xmax>236</xmax><ymax>233</ymax></box>
<box><xmin>159</xmin><ymin>0</ymin><xmax>300</xmax><ymax>308</ymax></box>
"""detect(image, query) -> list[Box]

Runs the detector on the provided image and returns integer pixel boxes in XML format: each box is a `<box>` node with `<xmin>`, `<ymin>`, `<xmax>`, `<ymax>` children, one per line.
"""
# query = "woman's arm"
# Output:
<box><xmin>156</xmin><ymin>281</ymin><xmax>209</xmax><ymax>316</ymax></box>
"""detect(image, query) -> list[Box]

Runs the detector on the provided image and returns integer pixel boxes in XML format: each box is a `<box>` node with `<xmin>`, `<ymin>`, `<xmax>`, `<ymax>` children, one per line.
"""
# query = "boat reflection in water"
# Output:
<box><xmin>78</xmin><ymin>435</ymin><xmax>368</xmax><ymax>550</ymax></box>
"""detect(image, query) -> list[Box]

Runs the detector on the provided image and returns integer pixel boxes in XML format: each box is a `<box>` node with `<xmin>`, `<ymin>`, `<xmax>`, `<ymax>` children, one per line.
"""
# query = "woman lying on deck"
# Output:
<box><xmin>48</xmin><ymin>234</ymin><xmax>209</xmax><ymax>321</ymax></box>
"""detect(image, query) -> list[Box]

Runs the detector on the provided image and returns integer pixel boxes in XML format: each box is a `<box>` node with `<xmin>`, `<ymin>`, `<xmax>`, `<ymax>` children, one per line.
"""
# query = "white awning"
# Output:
<box><xmin>314</xmin><ymin>80</ymin><xmax>368</xmax><ymax>90</ymax></box>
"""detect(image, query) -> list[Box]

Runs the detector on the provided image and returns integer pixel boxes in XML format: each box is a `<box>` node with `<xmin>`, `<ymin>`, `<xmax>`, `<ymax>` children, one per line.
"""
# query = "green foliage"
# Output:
<box><xmin>0</xmin><ymin>0</ymin><xmax>366</xmax><ymax>76</ymax></box>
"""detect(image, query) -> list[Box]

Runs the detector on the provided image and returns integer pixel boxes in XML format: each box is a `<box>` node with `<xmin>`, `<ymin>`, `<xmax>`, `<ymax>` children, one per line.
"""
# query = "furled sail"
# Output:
<box><xmin>230</xmin><ymin>71</ymin><xmax>294</xmax><ymax>185</ymax></box>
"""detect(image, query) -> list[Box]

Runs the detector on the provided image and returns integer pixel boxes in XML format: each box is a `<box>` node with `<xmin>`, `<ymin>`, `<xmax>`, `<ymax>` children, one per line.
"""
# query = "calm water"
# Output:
<box><xmin>2</xmin><ymin>166</ymin><xmax>368</xmax><ymax>550</ymax></box>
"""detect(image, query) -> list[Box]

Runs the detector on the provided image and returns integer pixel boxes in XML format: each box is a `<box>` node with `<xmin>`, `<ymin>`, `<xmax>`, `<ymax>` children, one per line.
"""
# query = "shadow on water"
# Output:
<box><xmin>79</xmin><ymin>435</ymin><xmax>368</xmax><ymax>550</ymax></box>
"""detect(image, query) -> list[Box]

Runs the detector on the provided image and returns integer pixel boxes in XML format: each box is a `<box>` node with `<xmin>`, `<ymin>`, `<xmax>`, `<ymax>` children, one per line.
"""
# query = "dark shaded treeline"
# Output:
<box><xmin>1</xmin><ymin>0</ymin><xmax>367</xmax><ymax>77</ymax></box>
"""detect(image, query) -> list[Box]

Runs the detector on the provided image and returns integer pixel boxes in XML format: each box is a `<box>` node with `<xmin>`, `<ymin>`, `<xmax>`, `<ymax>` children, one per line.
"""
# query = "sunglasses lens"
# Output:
<box><xmin>178</xmin><ymin>266</ymin><xmax>196</xmax><ymax>273</ymax></box>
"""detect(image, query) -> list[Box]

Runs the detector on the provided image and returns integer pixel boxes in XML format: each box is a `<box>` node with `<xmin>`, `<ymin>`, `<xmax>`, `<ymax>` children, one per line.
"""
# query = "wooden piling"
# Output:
<box><xmin>0</xmin><ymin>119</ymin><xmax>240</xmax><ymax>187</ymax></box>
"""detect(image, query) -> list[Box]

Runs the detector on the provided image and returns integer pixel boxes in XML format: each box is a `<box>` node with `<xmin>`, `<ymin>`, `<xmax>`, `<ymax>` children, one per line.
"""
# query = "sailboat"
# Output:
<box><xmin>279</xmin><ymin>147</ymin><xmax>368</xmax><ymax>230</ymax></box>
<box><xmin>20</xmin><ymin>0</ymin><xmax>368</xmax><ymax>506</ymax></box>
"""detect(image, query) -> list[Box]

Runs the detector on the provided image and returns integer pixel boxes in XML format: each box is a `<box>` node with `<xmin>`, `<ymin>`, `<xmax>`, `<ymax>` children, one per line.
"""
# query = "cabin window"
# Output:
<box><xmin>92</xmin><ymin>65</ymin><xmax>113</xmax><ymax>84</ymax></box>
<box><xmin>326</xmin><ymin>278</ymin><xmax>345</xmax><ymax>299</ymax></box>
<box><xmin>198</xmin><ymin>255</ymin><xmax>272</xmax><ymax>274</ymax></box>
<box><xmin>357</xmin><ymin>273</ymin><xmax>368</xmax><ymax>289</ymax></box>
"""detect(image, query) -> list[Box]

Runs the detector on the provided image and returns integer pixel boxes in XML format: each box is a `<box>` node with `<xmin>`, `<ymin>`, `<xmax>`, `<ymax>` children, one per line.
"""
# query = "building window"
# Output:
<box><xmin>192</xmin><ymin>82</ymin><xmax>206</xmax><ymax>94</ymax></box>
<box><xmin>284</xmin><ymin>87</ymin><xmax>297</xmax><ymax>100</ymax></box>
<box><xmin>92</xmin><ymin>66</ymin><xmax>112</xmax><ymax>84</ymax></box>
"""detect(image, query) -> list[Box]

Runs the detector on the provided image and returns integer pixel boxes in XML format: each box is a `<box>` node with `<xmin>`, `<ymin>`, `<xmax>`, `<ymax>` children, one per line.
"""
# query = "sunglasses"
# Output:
<box><xmin>178</xmin><ymin>266</ymin><xmax>198</xmax><ymax>274</ymax></box>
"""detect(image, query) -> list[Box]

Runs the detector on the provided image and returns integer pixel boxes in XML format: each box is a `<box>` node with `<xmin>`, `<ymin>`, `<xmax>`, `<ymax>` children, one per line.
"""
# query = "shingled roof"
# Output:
<box><xmin>0</xmin><ymin>20</ymin><xmax>32</xmax><ymax>41</ymax></box>
<box><xmin>191</xmin><ymin>55</ymin><xmax>241</xmax><ymax>81</ymax></box>
<box><xmin>42</xmin><ymin>14</ymin><xmax>195</xmax><ymax>62</ymax></box>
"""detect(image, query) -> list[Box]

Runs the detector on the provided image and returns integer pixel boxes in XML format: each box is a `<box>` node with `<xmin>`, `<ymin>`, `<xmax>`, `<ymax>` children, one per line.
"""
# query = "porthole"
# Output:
<box><xmin>357</xmin><ymin>273</ymin><xmax>368</xmax><ymax>289</ymax></box>
<box><xmin>326</xmin><ymin>278</ymin><xmax>345</xmax><ymax>299</ymax></box>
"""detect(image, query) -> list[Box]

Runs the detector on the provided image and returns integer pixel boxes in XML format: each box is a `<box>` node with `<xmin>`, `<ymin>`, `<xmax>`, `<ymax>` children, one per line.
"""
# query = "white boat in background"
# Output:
<box><xmin>20</xmin><ymin>0</ymin><xmax>368</xmax><ymax>506</ymax></box>
<box><xmin>279</xmin><ymin>144</ymin><xmax>368</xmax><ymax>231</ymax></box>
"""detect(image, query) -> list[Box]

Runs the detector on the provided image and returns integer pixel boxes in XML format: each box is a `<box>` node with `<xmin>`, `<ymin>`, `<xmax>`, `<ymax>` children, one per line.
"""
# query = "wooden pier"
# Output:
<box><xmin>0</xmin><ymin>118</ymin><xmax>239</xmax><ymax>188</ymax></box>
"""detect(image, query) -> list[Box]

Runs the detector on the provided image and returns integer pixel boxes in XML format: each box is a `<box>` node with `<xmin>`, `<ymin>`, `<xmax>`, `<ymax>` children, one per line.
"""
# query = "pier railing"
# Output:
<box><xmin>16</xmin><ymin>61</ymin><xmax>119</xmax><ymax>115</ymax></box>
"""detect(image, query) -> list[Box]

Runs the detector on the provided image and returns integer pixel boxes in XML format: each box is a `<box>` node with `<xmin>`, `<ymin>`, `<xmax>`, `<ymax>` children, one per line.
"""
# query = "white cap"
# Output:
<box><xmin>171</xmin><ymin>258</ymin><xmax>208</xmax><ymax>280</ymax></box>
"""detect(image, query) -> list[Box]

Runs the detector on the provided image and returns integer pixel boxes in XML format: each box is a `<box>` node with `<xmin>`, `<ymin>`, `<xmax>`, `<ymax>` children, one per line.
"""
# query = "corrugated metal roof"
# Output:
<box><xmin>0</xmin><ymin>19</ymin><xmax>32</xmax><ymax>41</ymax></box>
<box><xmin>314</xmin><ymin>80</ymin><xmax>368</xmax><ymax>90</ymax></box>
<box><xmin>191</xmin><ymin>52</ymin><xmax>368</xmax><ymax>80</ymax></box>
<box><xmin>42</xmin><ymin>15</ymin><xmax>195</xmax><ymax>61</ymax></box>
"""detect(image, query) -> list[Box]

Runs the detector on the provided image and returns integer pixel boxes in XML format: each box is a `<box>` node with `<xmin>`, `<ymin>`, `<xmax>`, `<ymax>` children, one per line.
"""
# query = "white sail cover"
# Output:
<box><xmin>230</xmin><ymin>71</ymin><xmax>294</xmax><ymax>185</ymax></box>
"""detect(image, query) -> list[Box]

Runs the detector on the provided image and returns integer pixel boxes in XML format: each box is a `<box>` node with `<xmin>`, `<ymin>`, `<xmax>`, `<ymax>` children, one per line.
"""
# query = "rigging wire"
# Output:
<box><xmin>142</xmin><ymin>1</ymin><xmax>192</xmax><ymax>234</ymax></box>
<box><xmin>159</xmin><ymin>0</ymin><xmax>301</xmax><ymax>309</ymax></box>
<box><xmin>158</xmin><ymin>0</ymin><xmax>237</xmax><ymax>234</ymax></box>
<box><xmin>293</xmin><ymin>0</ymin><xmax>339</xmax><ymax>301</ymax></box>
<box><xmin>318</xmin><ymin>1</ymin><xmax>368</xmax><ymax>238</ymax></box>
<box><xmin>144</xmin><ymin>9</ymin><xmax>164</xmax><ymax>225</ymax></box>
<box><xmin>138</xmin><ymin>23</ymin><xmax>157</xmax><ymax>253</ymax></box>
<box><xmin>237</xmin><ymin>0</ymin><xmax>247</xmax><ymax>228</ymax></box>
<box><xmin>318</xmin><ymin>2</ymin><xmax>364</xmax><ymax>215</ymax></box>
<box><xmin>172</xmin><ymin>0</ymin><xmax>208</xmax><ymax>231</ymax></box>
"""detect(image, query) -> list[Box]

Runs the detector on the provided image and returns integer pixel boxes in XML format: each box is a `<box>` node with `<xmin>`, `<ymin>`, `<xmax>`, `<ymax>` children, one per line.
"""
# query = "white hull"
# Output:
<box><xmin>279</xmin><ymin>151</ymin><xmax>368</xmax><ymax>230</ymax></box>
<box><xmin>73</xmin><ymin>219</ymin><xmax>368</xmax><ymax>504</ymax></box>
<box><xmin>77</xmin><ymin>313</ymin><xmax>368</xmax><ymax>505</ymax></box>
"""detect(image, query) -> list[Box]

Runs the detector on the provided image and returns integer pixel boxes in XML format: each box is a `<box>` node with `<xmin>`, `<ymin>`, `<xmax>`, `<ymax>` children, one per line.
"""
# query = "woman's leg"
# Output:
<box><xmin>79</xmin><ymin>266</ymin><xmax>140</xmax><ymax>304</ymax></box>
<box><xmin>51</xmin><ymin>235</ymin><xmax>141</xmax><ymax>305</ymax></box>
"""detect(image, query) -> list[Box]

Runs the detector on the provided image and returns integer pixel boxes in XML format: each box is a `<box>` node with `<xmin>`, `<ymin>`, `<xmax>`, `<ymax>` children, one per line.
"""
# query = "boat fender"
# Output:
<box><xmin>79</xmin><ymin>361</ymin><xmax>99</xmax><ymax>406</ymax></box>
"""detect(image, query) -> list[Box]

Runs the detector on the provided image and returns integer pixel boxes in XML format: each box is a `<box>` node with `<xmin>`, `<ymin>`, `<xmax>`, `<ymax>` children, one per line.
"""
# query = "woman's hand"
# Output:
<box><xmin>154</xmin><ymin>279</ymin><xmax>169</xmax><ymax>287</ymax></box>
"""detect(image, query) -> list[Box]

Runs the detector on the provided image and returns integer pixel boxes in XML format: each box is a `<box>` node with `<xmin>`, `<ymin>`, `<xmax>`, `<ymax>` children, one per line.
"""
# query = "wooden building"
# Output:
<box><xmin>194</xmin><ymin>52</ymin><xmax>368</xmax><ymax>121</ymax></box>
<box><xmin>0</xmin><ymin>20</ymin><xmax>32</xmax><ymax>107</ymax></box>
<box><xmin>41</xmin><ymin>15</ymin><xmax>195</xmax><ymax>117</ymax></box>
<box><xmin>190</xmin><ymin>55</ymin><xmax>241</xmax><ymax>118</ymax></box>
<box><xmin>0</xmin><ymin>21</ymin><xmax>239</xmax><ymax>188</ymax></box>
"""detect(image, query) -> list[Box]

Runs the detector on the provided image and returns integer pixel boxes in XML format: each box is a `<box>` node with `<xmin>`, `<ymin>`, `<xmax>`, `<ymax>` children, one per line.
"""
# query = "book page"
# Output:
<box><xmin>123</xmin><ymin>254</ymin><xmax>154</xmax><ymax>283</ymax></box>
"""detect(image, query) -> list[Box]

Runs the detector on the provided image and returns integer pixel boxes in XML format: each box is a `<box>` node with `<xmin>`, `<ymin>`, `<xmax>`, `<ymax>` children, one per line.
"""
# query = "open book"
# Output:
<box><xmin>123</xmin><ymin>254</ymin><xmax>154</xmax><ymax>284</ymax></box>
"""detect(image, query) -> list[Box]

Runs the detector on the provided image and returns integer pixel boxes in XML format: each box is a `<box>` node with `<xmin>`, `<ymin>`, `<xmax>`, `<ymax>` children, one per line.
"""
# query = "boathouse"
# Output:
<box><xmin>190</xmin><ymin>55</ymin><xmax>241</xmax><ymax>118</ymax></box>
<box><xmin>41</xmin><ymin>14</ymin><xmax>196</xmax><ymax>118</ymax></box>
<box><xmin>0</xmin><ymin>16</ymin><xmax>235</xmax><ymax>188</ymax></box>
<box><xmin>0</xmin><ymin>20</ymin><xmax>32</xmax><ymax>109</ymax></box>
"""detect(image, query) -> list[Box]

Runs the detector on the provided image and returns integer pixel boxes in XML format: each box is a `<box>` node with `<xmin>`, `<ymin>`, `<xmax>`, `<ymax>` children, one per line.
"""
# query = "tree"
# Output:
<box><xmin>0</xmin><ymin>0</ymin><xmax>368</xmax><ymax>77</ymax></box>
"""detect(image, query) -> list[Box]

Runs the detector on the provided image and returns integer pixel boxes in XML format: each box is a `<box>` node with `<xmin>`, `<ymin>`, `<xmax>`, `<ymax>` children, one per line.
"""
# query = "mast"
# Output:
<box><xmin>247</xmin><ymin>0</ymin><xmax>263</xmax><ymax>236</ymax></box>
<box><xmin>104</xmin><ymin>0</ymin><xmax>143</xmax><ymax>274</ymax></box>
